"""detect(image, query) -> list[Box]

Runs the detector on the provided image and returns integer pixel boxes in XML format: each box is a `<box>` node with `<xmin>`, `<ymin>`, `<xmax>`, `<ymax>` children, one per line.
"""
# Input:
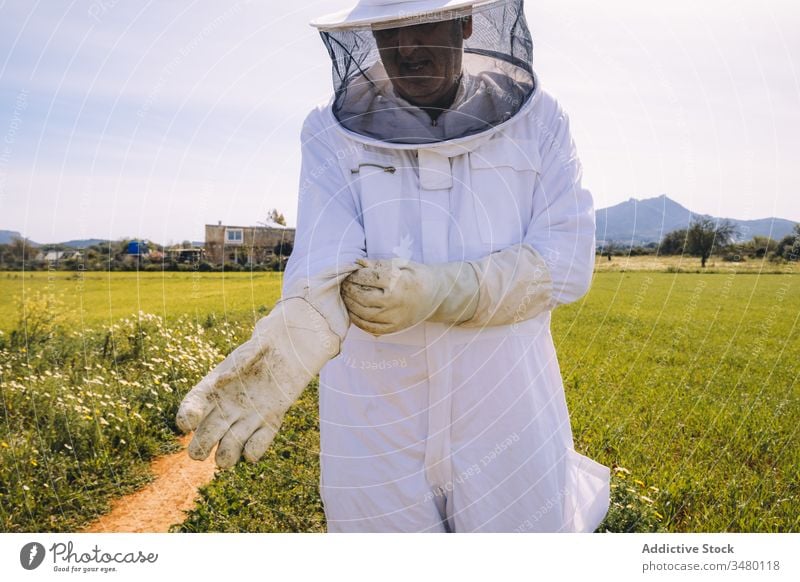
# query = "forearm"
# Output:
<box><xmin>427</xmin><ymin>260</ymin><xmax>480</xmax><ymax>325</ymax></box>
<box><xmin>340</xmin><ymin>247</ymin><xmax>551</xmax><ymax>334</ymax></box>
<box><xmin>457</xmin><ymin>243</ymin><xmax>553</xmax><ymax>328</ymax></box>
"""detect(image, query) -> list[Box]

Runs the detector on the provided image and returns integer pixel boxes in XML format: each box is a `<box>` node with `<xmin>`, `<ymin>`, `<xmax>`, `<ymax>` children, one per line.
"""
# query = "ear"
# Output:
<box><xmin>461</xmin><ymin>16</ymin><xmax>473</xmax><ymax>40</ymax></box>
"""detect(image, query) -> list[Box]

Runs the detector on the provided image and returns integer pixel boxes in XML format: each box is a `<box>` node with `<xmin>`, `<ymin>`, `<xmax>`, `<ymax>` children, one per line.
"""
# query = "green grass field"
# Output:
<box><xmin>0</xmin><ymin>271</ymin><xmax>284</xmax><ymax>331</ymax></box>
<box><xmin>557</xmin><ymin>271</ymin><xmax>799</xmax><ymax>531</ymax></box>
<box><xmin>1</xmin><ymin>269</ymin><xmax>797</xmax><ymax>532</ymax></box>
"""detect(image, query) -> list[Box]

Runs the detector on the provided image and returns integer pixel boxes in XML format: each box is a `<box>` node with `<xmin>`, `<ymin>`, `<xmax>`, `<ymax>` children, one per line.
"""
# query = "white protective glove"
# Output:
<box><xmin>176</xmin><ymin>267</ymin><xmax>355</xmax><ymax>468</ymax></box>
<box><xmin>341</xmin><ymin>243</ymin><xmax>553</xmax><ymax>334</ymax></box>
<box><xmin>341</xmin><ymin>256</ymin><xmax>480</xmax><ymax>335</ymax></box>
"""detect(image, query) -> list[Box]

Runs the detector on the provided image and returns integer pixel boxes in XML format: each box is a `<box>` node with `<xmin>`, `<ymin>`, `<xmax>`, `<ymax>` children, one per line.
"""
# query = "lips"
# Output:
<box><xmin>399</xmin><ymin>59</ymin><xmax>431</xmax><ymax>75</ymax></box>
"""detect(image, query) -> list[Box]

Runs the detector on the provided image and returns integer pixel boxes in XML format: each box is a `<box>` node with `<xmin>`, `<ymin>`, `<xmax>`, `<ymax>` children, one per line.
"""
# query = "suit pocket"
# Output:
<box><xmin>350</xmin><ymin>150</ymin><xmax>415</xmax><ymax>259</ymax></box>
<box><xmin>468</xmin><ymin>137</ymin><xmax>541</xmax><ymax>247</ymax></box>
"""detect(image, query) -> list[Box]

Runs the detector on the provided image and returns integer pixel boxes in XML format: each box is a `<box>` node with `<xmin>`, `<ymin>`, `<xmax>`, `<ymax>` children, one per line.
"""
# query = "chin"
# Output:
<box><xmin>397</xmin><ymin>84</ymin><xmax>446</xmax><ymax>106</ymax></box>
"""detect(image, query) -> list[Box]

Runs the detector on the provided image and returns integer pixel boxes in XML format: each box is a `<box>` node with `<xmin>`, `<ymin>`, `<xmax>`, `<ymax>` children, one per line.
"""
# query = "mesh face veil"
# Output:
<box><xmin>315</xmin><ymin>0</ymin><xmax>535</xmax><ymax>145</ymax></box>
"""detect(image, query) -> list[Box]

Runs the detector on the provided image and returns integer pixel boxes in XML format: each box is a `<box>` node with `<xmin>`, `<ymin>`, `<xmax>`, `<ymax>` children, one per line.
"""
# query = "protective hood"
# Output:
<box><xmin>312</xmin><ymin>0</ymin><xmax>535</xmax><ymax>146</ymax></box>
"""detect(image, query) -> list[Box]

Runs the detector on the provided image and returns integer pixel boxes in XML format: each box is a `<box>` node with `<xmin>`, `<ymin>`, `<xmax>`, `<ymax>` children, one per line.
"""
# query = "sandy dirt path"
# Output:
<box><xmin>81</xmin><ymin>435</ymin><xmax>217</xmax><ymax>533</ymax></box>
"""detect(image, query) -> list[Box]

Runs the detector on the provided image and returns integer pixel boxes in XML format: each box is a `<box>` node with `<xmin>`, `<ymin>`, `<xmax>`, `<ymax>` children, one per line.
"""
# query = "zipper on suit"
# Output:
<box><xmin>350</xmin><ymin>163</ymin><xmax>396</xmax><ymax>174</ymax></box>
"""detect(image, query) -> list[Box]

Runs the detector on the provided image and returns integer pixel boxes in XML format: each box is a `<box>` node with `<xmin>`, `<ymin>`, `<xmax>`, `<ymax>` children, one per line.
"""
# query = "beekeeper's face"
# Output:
<box><xmin>374</xmin><ymin>16</ymin><xmax>473</xmax><ymax>109</ymax></box>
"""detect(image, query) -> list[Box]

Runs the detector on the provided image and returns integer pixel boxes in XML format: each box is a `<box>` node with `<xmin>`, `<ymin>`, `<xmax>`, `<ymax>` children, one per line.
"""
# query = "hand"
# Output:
<box><xmin>341</xmin><ymin>257</ymin><xmax>479</xmax><ymax>335</ymax></box>
<box><xmin>176</xmin><ymin>298</ymin><xmax>338</xmax><ymax>468</ymax></box>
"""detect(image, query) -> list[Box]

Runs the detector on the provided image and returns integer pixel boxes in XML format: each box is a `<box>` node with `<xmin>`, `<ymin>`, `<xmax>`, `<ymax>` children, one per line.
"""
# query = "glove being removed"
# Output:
<box><xmin>176</xmin><ymin>267</ymin><xmax>355</xmax><ymax>468</ymax></box>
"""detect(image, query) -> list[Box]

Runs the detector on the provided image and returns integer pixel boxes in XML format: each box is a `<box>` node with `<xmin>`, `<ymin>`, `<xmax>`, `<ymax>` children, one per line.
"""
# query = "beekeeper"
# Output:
<box><xmin>177</xmin><ymin>0</ymin><xmax>610</xmax><ymax>533</ymax></box>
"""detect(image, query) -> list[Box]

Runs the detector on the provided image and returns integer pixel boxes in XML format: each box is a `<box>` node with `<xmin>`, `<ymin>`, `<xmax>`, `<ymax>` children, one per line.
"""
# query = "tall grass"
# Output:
<box><xmin>0</xmin><ymin>290</ymin><xmax>250</xmax><ymax>532</ymax></box>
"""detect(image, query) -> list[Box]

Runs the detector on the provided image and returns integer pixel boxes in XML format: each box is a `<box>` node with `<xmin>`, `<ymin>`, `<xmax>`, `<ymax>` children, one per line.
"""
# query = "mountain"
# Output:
<box><xmin>0</xmin><ymin>230</ymin><xmax>26</xmax><ymax>244</ymax></box>
<box><xmin>0</xmin><ymin>231</ymin><xmax>110</xmax><ymax>248</ymax></box>
<box><xmin>59</xmin><ymin>238</ymin><xmax>110</xmax><ymax>249</ymax></box>
<box><xmin>596</xmin><ymin>194</ymin><xmax>798</xmax><ymax>245</ymax></box>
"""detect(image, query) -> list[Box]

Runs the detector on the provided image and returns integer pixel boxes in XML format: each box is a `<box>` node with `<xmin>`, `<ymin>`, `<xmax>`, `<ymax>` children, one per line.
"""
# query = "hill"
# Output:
<box><xmin>596</xmin><ymin>194</ymin><xmax>797</xmax><ymax>244</ymax></box>
<box><xmin>0</xmin><ymin>230</ymin><xmax>29</xmax><ymax>244</ymax></box>
<box><xmin>59</xmin><ymin>238</ymin><xmax>110</xmax><ymax>249</ymax></box>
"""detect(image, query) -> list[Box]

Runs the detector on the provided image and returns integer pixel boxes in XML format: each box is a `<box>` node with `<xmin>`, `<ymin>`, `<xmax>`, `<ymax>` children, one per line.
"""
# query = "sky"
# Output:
<box><xmin>0</xmin><ymin>0</ymin><xmax>798</xmax><ymax>245</ymax></box>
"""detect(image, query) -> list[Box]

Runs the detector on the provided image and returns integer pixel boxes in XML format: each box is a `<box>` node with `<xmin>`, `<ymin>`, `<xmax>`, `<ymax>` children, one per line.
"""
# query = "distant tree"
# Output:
<box><xmin>114</xmin><ymin>239</ymin><xmax>130</xmax><ymax>260</ymax></box>
<box><xmin>0</xmin><ymin>244</ymin><xmax>10</xmax><ymax>268</ymax></box>
<box><xmin>9</xmin><ymin>236</ymin><xmax>28</xmax><ymax>263</ymax></box>
<box><xmin>628</xmin><ymin>245</ymin><xmax>653</xmax><ymax>256</ymax></box>
<box><xmin>776</xmin><ymin>223</ymin><xmax>800</xmax><ymax>261</ymax></box>
<box><xmin>658</xmin><ymin>229</ymin><xmax>688</xmax><ymax>255</ymax></box>
<box><xmin>686</xmin><ymin>218</ymin><xmax>737</xmax><ymax>268</ymax></box>
<box><xmin>601</xmin><ymin>241</ymin><xmax>615</xmax><ymax>261</ymax></box>
<box><xmin>748</xmin><ymin>236</ymin><xmax>778</xmax><ymax>258</ymax></box>
<box><xmin>267</xmin><ymin>208</ymin><xmax>286</xmax><ymax>226</ymax></box>
<box><xmin>91</xmin><ymin>241</ymin><xmax>113</xmax><ymax>257</ymax></box>
<box><xmin>120</xmin><ymin>255</ymin><xmax>138</xmax><ymax>271</ymax></box>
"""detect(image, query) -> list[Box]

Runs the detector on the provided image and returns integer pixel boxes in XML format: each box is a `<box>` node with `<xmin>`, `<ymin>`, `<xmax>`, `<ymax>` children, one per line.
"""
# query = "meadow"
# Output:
<box><xmin>0</xmin><ymin>270</ymin><xmax>284</xmax><ymax>330</ymax></box>
<box><xmin>0</xmin><ymin>264</ymin><xmax>797</xmax><ymax>532</ymax></box>
<box><xmin>593</xmin><ymin>254</ymin><xmax>800</xmax><ymax>274</ymax></box>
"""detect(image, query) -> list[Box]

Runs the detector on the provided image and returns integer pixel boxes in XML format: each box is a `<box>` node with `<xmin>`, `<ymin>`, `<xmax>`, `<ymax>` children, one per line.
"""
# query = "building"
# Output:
<box><xmin>36</xmin><ymin>249</ymin><xmax>82</xmax><ymax>263</ymax></box>
<box><xmin>204</xmin><ymin>222</ymin><xmax>295</xmax><ymax>266</ymax></box>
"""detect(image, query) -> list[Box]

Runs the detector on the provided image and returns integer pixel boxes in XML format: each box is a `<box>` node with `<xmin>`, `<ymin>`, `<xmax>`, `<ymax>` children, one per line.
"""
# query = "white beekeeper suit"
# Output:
<box><xmin>177</xmin><ymin>0</ymin><xmax>610</xmax><ymax>533</ymax></box>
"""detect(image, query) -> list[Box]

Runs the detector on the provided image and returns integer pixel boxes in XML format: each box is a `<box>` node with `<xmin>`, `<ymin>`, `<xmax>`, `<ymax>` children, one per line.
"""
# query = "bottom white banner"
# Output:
<box><xmin>1</xmin><ymin>533</ymin><xmax>797</xmax><ymax>581</ymax></box>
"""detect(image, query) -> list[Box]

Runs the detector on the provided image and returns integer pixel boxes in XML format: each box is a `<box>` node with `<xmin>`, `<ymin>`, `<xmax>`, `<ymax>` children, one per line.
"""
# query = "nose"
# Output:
<box><xmin>397</xmin><ymin>26</ymin><xmax>422</xmax><ymax>58</ymax></box>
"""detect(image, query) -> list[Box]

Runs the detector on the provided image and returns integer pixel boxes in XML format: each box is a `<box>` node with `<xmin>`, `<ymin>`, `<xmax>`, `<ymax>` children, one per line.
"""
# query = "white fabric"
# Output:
<box><xmin>311</xmin><ymin>0</ymin><xmax>489</xmax><ymax>31</ymax></box>
<box><xmin>282</xmin><ymin>83</ymin><xmax>609</xmax><ymax>532</ymax></box>
<box><xmin>418</xmin><ymin>149</ymin><xmax>453</xmax><ymax>190</ymax></box>
<box><xmin>176</xmin><ymin>266</ymin><xmax>356</xmax><ymax>468</ymax></box>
